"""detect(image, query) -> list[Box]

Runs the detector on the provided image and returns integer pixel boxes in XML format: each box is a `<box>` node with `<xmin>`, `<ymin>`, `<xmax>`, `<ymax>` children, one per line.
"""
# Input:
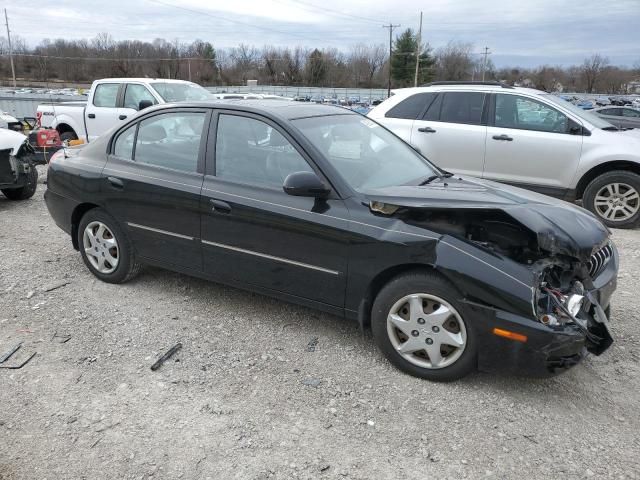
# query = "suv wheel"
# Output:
<box><xmin>1</xmin><ymin>166</ymin><xmax>38</xmax><ymax>200</ymax></box>
<box><xmin>371</xmin><ymin>271</ymin><xmax>477</xmax><ymax>381</ymax></box>
<box><xmin>583</xmin><ymin>171</ymin><xmax>640</xmax><ymax>228</ymax></box>
<box><xmin>78</xmin><ymin>208</ymin><xmax>141</xmax><ymax>283</ymax></box>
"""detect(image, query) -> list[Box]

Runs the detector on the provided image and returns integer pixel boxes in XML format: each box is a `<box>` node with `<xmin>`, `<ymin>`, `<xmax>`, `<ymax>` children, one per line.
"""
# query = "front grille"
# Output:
<box><xmin>588</xmin><ymin>243</ymin><xmax>613</xmax><ymax>278</ymax></box>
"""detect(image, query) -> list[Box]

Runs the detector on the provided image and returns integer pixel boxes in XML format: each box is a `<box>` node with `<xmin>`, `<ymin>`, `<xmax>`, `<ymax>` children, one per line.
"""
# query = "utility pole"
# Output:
<box><xmin>481</xmin><ymin>46</ymin><xmax>491</xmax><ymax>82</ymax></box>
<box><xmin>4</xmin><ymin>9</ymin><xmax>16</xmax><ymax>88</ymax></box>
<box><xmin>382</xmin><ymin>23</ymin><xmax>400</xmax><ymax>98</ymax></box>
<box><xmin>413</xmin><ymin>11</ymin><xmax>423</xmax><ymax>87</ymax></box>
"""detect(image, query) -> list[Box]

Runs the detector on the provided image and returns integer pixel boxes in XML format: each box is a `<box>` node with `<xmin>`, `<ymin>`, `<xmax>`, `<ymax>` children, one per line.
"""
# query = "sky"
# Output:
<box><xmin>7</xmin><ymin>0</ymin><xmax>640</xmax><ymax>68</ymax></box>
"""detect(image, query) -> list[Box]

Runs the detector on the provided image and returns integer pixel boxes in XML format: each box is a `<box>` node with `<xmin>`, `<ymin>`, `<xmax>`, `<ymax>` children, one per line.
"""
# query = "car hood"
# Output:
<box><xmin>0</xmin><ymin>128</ymin><xmax>28</xmax><ymax>154</ymax></box>
<box><xmin>364</xmin><ymin>176</ymin><xmax>609</xmax><ymax>261</ymax></box>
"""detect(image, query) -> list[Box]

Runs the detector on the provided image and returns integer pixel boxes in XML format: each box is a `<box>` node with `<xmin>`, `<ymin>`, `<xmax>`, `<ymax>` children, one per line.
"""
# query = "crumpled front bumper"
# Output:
<box><xmin>466</xmin><ymin>246</ymin><xmax>618</xmax><ymax>378</ymax></box>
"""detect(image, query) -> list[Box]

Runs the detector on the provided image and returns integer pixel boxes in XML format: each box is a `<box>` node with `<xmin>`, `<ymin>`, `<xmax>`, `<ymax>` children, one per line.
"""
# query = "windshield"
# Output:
<box><xmin>293</xmin><ymin>114</ymin><xmax>439</xmax><ymax>192</ymax></box>
<box><xmin>151</xmin><ymin>82</ymin><xmax>213</xmax><ymax>102</ymax></box>
<box><xmin>542</xmin><ymin>94</ymin><xmax>615</xmax><ymax>129</ymax></box>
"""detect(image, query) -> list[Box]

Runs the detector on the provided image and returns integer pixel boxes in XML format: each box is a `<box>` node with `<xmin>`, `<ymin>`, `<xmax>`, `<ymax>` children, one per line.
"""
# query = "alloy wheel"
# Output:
<box><xmin>83</xmin><ymin>221</ymin><xmax>119</xmax><ymax>274</ymax></box>
<box><xmin>386</xmin><ymin>293</ymin><xmax>467</xmax><ymax>370</ymax></box>
<box><xmin>594</xmin><ymin>182</ymin><xmax>640</xmax><ymax>222</ymax></box>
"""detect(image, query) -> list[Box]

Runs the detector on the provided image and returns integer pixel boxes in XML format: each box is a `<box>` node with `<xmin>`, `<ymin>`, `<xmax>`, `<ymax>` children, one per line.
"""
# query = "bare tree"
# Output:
<box><xmin>581</xmin><ymin>54</ymin><xmax>610</xmax><ymax>93</ymax></box>
<box><xmin>435</xmin><ymin>41</ymin><xmax>475</xmax><ymax>81</ymax></box>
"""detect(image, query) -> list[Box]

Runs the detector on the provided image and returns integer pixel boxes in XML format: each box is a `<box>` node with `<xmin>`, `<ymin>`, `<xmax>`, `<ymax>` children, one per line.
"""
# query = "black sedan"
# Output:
<box><xmin>44</xmin><ymin>101</ymin><xmax>617</xmax><ymax>381</ymax></box>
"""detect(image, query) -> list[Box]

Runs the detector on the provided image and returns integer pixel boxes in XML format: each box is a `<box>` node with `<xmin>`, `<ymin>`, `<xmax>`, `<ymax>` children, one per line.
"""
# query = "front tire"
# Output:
<box><xmin>371</xmin><ymin>271</ymin><xmax>477</xmax><ymax>381</ymax></box>
<box><xmin>583</xmin><ymin>171</ymin><xmax>640</xmax><ymax>228</ymax></box>
<box><xmin>78</xmin><ymin>208</ymin><xmax>141</xmax><ymax>283</ymax></box>
<box><xmin>1</xmin><ymin>166</ymin><xmax>38</xmax><ymax>200</ymax></box>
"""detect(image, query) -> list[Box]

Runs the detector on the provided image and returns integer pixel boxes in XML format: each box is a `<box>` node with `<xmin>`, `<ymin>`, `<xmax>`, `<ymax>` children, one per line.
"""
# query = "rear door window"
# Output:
<box><xmin>439</xmin><ymin>92</ymin><xmax>485</xmax><ymax>125</ymax></box>
<box><xmin>386</xmin><ymin>93</ymin><xmax>436</xmax><ymax>120</ymax></box>
<box><xmin>134</xmin><ymin>112</ymin><xmax>206</xmax><ymax>173</ymax></box>
<box><xmin>93</xmin><ymin>83</ymin><xmax>120</xmax><ymax>108</ymax></box>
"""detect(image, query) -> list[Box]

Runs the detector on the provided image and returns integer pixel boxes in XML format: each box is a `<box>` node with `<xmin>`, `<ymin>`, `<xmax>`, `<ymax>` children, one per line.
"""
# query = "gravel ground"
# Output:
<box><xmin>1</xmin><ymin>167</ymin><xmax>639</xmax><ymax>480</ymax></box>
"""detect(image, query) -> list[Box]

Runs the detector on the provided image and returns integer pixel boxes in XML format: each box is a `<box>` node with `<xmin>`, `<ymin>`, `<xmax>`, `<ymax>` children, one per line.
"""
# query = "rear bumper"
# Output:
<box><xmin>44</xmin><ymin>188</ymin><xmax>75</xmax><ymax>236</ymax></box>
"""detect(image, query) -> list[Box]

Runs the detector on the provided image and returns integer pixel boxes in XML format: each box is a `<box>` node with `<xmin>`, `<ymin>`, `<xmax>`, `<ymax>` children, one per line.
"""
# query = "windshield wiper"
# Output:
<box><xmin>602</xmin><ymin>126</ymin><xmax>620</xmax><ymax>131</ymax></box>
<box><xmin>419</xmin><ymin>175</ymin><xmax>441</xmax><ymax>186</ymax></box>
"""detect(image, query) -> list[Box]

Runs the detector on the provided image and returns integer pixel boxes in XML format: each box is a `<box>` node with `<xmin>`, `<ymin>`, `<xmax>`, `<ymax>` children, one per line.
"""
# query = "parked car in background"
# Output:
<box><xmin>368</xmin><ymin>82</ymin><xmax>640</xmax><ymax>228</ymax></box>
<box><xmin>0</xmin><ymin>129</ymin><xmax>38</xmax><ymax>200</ymax></box>
<box><xmin>576</xmin><ymin>98</ymin><xmax>594</xmax><ymax>110</ymax></box>
<box><xmin>592</xmin><ymin>107</ymin><xmax>640</xmax><ymax>129</ymax></box>
<box><xmin>37</xmin><ymin>78</ymin><xmax>213</xmax><ymax>143</ymax></box>
<box><xmin>44</xmin><ymin>100</ymin><xmax>616</xmax><ymax>381</ymax></box>
<box><xmin>595</xmin><ymin>97</ymin><xmax>610</xmax><ymax>106</ymax></box>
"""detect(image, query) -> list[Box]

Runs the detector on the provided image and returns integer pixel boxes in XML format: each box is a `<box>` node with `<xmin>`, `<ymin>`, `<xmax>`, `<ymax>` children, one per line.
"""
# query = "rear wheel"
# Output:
<box><xmin>78</xmin><ymin>208</ymin><xmax>141</xmax><ymax>283</ymax></box>
<box><xmin>371</xmin><ymin>271</ymin><xmax>477</xmax><ymax>381</ymax></box>
<box><xmin>59</xmin><ymin>131</ymin><xmax>77</xmax><ymax>143</ymax></box>
<box><xmin>1</xmin><ymin>166</ymin><xmax>38</xmax><ymax>200</ymax></box>
<box><xmin>583</xmin><ymin>171</ymin><xmax>640</xmax><ymax>228</ymax></box>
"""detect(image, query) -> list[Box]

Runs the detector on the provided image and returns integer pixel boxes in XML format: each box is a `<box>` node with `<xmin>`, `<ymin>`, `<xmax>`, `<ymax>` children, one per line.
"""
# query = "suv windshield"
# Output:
<box><xmin>293</xmin><ymin>114</ymin><xmax>439</xmax><ymax>192</ymax></box>
<box><xmin>542</xmin><ymin>94</ymin><xmax>615</xmax><ymax>129</ymax></box>
<box><xmin>150</xmin><ymin>82</ymin><xmax>213</xmax><ymax>102</ymax></box>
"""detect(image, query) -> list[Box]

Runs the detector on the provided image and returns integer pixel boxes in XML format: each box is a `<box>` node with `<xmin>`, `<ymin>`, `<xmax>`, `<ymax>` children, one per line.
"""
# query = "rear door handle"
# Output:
<box><xmin>492</xmin><ymin>134</ymin><xmax>513</xmax><ymax>141</ymax></box>
<box><xmin>210</xmin><ymin>199</ymin><xmax>231</xmax><ymax>214</ymax></box>
<box><xmin>417</xmin><ymin>126</ymin><xmax>436</xmax><ymax>133</ymax></box>
<box><xmin>107</xmin><ymin>176</ymin><xmax>124</xmax><ymax>189</ymax></box>
<box><xmin>87</xmin><ymin>113</ymin><xmax>96</xmax><ymax>119</ymax></box>
<box><xmin>119</xmin><ymin>115</ymin><xmax>127</xmax><ymax>120</ymax></box>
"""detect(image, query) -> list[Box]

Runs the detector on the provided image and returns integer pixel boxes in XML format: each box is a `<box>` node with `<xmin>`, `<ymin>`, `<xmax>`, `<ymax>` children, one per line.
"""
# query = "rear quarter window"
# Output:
<box><xmin>385</xmin><ymin>93</ymin><xmax>436</xmax><ymax>120</ymax></box>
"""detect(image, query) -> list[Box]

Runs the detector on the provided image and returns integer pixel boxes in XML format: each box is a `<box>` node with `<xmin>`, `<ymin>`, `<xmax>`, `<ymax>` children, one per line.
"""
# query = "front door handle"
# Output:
<box><xmin>87</xmin><ymin>113</ymin><xmax>96</xmax><ymax>119</ymax></box>
<box><xmin>119</xmin><ymin>115</ymin><xmax>127</xmax><ymax>120</ymax></box>
<box><xmin>210</xmin><ymin>199</ymin><xmax>231</xmax><ymax>214</ymax></box>
<box><xmin>107</xmin><ymin>176</ymin><xmax>124</xmax><ymax>189</ymax></box>
<box><xmin>417</xmin><ymin>126</ymin><xmax>436</xmax><ymax>133</ymax></box>
<box><xmin>492</xmin><ymin>134</ymin><xmax>513</xmax><ymax>141</ymax></box>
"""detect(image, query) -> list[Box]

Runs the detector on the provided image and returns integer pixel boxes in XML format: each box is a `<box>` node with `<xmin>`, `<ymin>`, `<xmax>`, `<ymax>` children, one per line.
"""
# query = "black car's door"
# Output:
<box><xmin>200</xmin><ymin>110</ymin><xmax>350</xmax><ymax>308</ymax></box>
<box><xmin>102</xmin><ymin>108</ymin><xmax>210</xmax><ymax>271</ymax></box>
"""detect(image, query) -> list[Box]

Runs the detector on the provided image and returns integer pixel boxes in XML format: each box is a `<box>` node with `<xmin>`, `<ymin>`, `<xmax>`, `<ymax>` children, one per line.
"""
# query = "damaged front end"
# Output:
<box><xmin>368</xmin><ymin>192</ymin><xmax>617</xmax><ymax>367</ymax></box>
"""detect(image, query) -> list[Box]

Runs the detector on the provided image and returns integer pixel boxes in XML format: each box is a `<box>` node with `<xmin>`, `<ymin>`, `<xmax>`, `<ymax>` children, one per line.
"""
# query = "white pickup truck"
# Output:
<box><xmin>37</xmin><ymin>78</ymin><xmax>213</xmax><ymax>143</ymax></box>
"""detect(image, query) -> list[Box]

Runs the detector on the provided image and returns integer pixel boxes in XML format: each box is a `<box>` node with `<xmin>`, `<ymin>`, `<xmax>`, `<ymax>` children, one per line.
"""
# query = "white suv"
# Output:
<box><xmin>368</xmin><ymin>82</ymin><xmax>640</xmax><ymax>228</ymax></box>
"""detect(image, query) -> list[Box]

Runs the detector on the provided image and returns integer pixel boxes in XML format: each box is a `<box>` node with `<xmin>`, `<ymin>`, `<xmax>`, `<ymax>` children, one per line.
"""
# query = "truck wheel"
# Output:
<box><xmin>78</xmin><ymin>208</ymin><xmax>142</xmax><ymax>283</ymax></box>
<box><xmin>583</xmin><ymin>171</ymin><xmax>640</xmax><ymax>228</ymax></box>
<box><xmin>60</xmin><ymin>131</ymin><xmax>77</xmax><ymax>143</ymax></box>
<box><xmin>371</xmin><ymin>271</ymin><xmax>477</xmax><ymax>382</ymax></box>
<box><xmin>1</xmin><ymin>166</ymin><xmax>38</xmax><ymax>200</ymax></box>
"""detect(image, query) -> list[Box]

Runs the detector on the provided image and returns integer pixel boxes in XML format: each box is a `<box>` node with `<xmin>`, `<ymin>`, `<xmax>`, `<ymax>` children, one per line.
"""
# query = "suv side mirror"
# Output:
<box><xmin>569</xmin><ymin>120</ymin><xmax>590</xmax><ymax>136</ymax></box>
<box><xmin>138</xmin><ymin>100</ymin><xmax>153</xmax><ymax>111</ymax></box>
<box><xmin>283</xmin><ymin>171</ymin><xmax>330</xmax><ymax>198</ymax></box>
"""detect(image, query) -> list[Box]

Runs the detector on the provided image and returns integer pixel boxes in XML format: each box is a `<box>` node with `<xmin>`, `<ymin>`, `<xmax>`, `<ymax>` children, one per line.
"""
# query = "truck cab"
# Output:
<box><xmin>37</xmin><ymin>78</ymin><xmax>213</xmax><ymax>143</ymax></box>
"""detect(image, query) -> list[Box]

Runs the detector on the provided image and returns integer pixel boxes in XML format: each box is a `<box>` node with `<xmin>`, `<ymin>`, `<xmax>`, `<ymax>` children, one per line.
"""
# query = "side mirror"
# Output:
<box><xmin>283</xmin><ymin>171</ymin><xmax>330</xmax><ymax>198</ymax></box>
<box><xmin>138</xmin><ymin>100</ymin><xmax>153</xmax><ymax>111</ymax></box>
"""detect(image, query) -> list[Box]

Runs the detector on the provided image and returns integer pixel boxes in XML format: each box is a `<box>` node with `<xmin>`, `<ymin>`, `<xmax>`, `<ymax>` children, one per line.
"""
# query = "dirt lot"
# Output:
<box><xmin>1</xmin><ymin>167</ymin><xmax>639</xmax><ymax>479</ymax></box>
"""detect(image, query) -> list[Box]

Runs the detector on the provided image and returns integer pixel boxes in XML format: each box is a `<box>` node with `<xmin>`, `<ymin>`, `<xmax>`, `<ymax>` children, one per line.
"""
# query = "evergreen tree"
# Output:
<box><xmin>391</xmin><ymin>28</ymin><xmax>435</xmax><ymax>87</ymax></box>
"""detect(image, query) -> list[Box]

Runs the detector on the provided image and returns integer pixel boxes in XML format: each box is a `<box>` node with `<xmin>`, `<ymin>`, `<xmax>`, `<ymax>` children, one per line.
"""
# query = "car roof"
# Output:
<box><xmin>97</xmin><ymin>78</ymin><xmax>195</xmax><ymax>84</ymax></box>
<box><xmin>149</xmin><ymin>99</ymin><xmax>356</xmax><ymax>121</ymax></box>
<box><xmin>391</xmin><ymin>84</ymin><xmax>545</xmax><ymax>97</ymax></box>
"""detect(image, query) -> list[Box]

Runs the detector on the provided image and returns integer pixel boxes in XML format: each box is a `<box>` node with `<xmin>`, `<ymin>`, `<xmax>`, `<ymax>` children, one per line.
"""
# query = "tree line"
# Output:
<box><xmin>0</xmin><ymin>30</ymin><xmax>638</xmax><ymax>93</ymax></box>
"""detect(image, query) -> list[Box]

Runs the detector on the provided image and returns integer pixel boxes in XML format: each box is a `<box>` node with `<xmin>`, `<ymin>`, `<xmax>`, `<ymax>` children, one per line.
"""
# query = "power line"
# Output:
<box><xmin>282</xmin><ymin>0</ymin><xmax>384</xmax><ymax>25</ymax></box>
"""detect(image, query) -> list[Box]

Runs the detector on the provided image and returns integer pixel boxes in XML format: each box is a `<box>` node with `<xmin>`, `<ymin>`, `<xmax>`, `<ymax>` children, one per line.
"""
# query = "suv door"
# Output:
<box><xmin>102</xmin><ymin>109</ymin><xmax>209</xmax><ymax>271</ymax></box>
<box><xmin>410</xmin><ymin>91</ymin><xmax>487</xmax><ymax>177</ymax></box>
<box><xmin>200</xmin><ymin>111</ymin><xmax>350</xmax><ymax>308</ymax></box>
<box><xmin>85</xmin><ymin>82</ymin><xmax>123</xmax><ymax>142</ymax></box>
<box><xmin>483</xmin><ymin>93</ymin><xmax>582</xmax><ymax>194</ymax></box>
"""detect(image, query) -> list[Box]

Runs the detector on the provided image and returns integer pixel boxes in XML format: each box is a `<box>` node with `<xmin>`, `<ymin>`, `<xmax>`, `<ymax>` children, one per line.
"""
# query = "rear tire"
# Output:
<box><xmin>59</xmin><ymin>131</ymin><xmax>78</xmax><ymax>143</ymax></box>
<box><xmin>371</xmin><ymin>271</ymin><xmax>477</xmax><ymax>381</ymax></box>
<box><xmin>583</xmin><ymin>170</ymin><xmax>640</xmax><ymax>229</ymax></box>
<box><xmin>78</xmin><ymin>208</ymin><xmax>141</xmax><ymax>283</ymax></box>
<box><xmin>1</xmin><ymin>166</ymin><xmax>38</xmax><ymax>200</ymax></box>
